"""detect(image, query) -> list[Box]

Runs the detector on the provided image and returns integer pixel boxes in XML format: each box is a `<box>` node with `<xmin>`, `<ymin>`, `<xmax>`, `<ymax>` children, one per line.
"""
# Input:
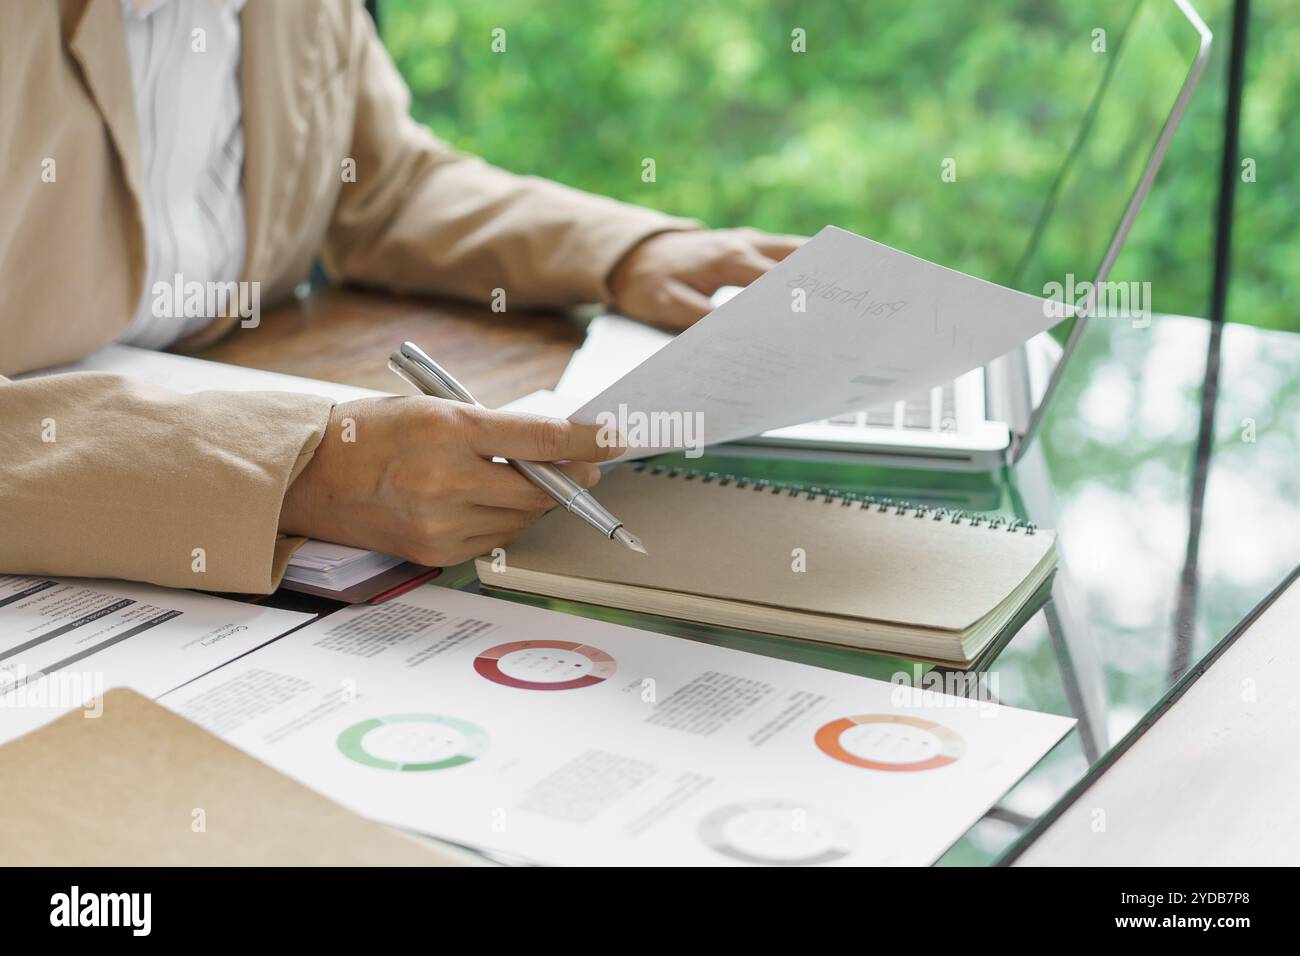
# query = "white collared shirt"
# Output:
<box><xmin>118</xmin><ymin>0</ymin><xmax>247</xmax><ymax>348</ymax></box>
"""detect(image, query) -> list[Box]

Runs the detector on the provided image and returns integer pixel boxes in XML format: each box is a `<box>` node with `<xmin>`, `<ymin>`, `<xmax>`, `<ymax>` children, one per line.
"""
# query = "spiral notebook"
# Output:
<box><xmin>476</xmin><ymin>464</ymin><xmax>1057</xmax><ymax>666</ymax></box>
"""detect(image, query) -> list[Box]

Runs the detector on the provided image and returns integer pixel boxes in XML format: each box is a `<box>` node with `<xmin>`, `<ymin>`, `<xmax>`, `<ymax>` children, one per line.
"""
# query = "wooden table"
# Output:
<box><xmin>194</xmin><ymin>286</ymin><xmax>588</xmax><ymax>408</ymax></box>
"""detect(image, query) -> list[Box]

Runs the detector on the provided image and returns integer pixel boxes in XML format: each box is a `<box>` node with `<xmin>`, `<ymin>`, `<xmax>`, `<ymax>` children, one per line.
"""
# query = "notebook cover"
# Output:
<box><xmin>486</xmin><ymin>466</ymin><xmax>1055</xmax><ymax>632</ymax></box>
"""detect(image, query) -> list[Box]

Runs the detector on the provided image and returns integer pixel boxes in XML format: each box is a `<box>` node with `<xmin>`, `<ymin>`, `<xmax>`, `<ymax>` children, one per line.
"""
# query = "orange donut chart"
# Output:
<box><xmin>814</xmin><ymin>714</ymin><xmax>965</xmax><ymax>772</ymax></box>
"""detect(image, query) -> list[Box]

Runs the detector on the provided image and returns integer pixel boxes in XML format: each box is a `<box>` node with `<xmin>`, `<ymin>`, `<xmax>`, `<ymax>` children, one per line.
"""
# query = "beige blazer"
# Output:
<box><xmin>0</xmin><ymin>0</ymin><xmax>694</xmax><ymax>592</ymax></box>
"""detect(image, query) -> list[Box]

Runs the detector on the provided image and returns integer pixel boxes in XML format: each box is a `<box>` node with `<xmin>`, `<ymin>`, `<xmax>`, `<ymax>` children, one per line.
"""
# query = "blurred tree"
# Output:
<box><xmin>382</xmin><ymin>0</ymin><xmax>1297</xmax><ymax>331</ymax></box>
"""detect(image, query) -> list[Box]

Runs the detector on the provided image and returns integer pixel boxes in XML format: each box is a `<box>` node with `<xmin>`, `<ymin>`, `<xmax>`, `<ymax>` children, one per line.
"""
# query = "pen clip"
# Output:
<box><xmin>392</xmin><ymin>342</ymin><xmax>479</xmax><ymax>405</ymax></box>
<box><xmin>387</xmin><ymin>353</ymin><xmax>427</xmax><ymax>395</ymax></box>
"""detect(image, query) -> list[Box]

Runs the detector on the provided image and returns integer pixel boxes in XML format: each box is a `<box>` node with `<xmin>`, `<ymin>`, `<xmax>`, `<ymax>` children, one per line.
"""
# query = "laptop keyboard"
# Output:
<box><xmin>823</xmin><ymin>381</ymin><xmax>957</xmax><ymax>432</ymax></box>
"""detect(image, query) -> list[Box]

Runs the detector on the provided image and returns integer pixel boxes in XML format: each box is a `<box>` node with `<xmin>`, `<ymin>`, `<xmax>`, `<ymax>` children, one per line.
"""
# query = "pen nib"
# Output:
<box><xmin>613</xmin><ymin>527</ymin><xmax>647</xmax><ymax>555</ymax></box>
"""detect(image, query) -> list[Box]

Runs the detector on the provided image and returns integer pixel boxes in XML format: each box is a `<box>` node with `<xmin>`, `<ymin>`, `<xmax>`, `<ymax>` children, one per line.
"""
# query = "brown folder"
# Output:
<box><xmin>0</xmin><ymin>689</ymin><xmax>468</xmax><ymax>866</ymax></box>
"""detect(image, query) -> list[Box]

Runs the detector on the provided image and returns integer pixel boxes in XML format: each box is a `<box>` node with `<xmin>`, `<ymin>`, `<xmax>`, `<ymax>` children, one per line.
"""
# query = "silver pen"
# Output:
<box><xmin>388</xmin><ymin>341</ymin><xmax>647</xmax><ymax>554</ymax></box>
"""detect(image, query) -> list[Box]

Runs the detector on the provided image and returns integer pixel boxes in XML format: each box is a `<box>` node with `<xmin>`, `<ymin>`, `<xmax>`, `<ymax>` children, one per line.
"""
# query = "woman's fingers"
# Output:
<box><xmin>707</xmin><ymin>248</ymin><xmax>778</xmax><ymax>289</ymax></box>
<box><xmin>462</xmin><ymin>531</ymin><xmax>522</xmax><ymax>559</ymax></box>
<box><xmin>659</xmin><ymin>278</ymin><xmax>716</xmax><ymax>327</ymax></box>
<box><xmin>468</xmin><ymin>459</ymin><xmax>600</xmax><ymax>510</ymax></box>
<box><xmin>554</xmin><ymin>460</ymin><xmax>603</xmax><ymax>487</ymax></box>
<box><xmin>462</xmin><ymin>406</ymin><xmax>621</xmax><ymax>462</ymax></box>
<box><xmin>737</xmin><ymin>228</ymin><xmax>805</xmax><ymax>260</ymax></box>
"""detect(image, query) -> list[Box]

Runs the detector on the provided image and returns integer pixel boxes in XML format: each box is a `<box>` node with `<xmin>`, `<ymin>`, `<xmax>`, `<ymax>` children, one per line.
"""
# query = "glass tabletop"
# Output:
<box><xmin>433</xmin><ymin>310</ymin><xmax>1300</xmax><ymax>865</ymax></box>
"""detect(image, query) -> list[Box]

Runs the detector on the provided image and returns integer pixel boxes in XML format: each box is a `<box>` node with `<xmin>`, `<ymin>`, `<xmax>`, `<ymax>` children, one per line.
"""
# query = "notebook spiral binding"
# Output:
<box><xmin>630</xmin><ymin>462</ymin><xmax>1037</xmax><ymax>535</ymax></box>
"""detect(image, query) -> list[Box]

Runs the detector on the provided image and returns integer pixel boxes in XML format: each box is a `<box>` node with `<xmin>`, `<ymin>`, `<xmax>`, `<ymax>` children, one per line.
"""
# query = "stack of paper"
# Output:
<box><xmin>283</xmin><ymin>541</ymin><xmax>405</xmax><ymax>590</ymax></box>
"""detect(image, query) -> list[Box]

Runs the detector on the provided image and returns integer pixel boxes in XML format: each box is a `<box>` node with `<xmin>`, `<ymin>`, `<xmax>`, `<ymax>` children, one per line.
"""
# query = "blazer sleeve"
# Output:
<box><xmin>0</xmin><ymin>372</ymin><xmax>335</xmax><ymax>594</ymax></box>
<box><xmin>321</xmin><ymin>6</ymin><xmax>700</xmax><ymax>307</ymax></box>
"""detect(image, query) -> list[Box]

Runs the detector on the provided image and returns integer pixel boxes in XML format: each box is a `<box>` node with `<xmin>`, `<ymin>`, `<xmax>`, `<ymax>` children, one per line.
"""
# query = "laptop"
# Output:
<box><xmin>554</xmin><ymin>0</ymin><xmax>1212</xmax><ymax>471</ymax></box>
<box><xmin>740</xmin><ymin>0</ymin><xmax>1212</xmax><ymax>469</ymax></box>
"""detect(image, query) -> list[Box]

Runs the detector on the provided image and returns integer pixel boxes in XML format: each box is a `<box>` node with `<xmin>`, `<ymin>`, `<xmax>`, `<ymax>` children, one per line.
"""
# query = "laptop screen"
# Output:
<box><xmin>1011</xmin><ymin>0</ymin><xmax>1212</xmax><ymax>424</ymax></box>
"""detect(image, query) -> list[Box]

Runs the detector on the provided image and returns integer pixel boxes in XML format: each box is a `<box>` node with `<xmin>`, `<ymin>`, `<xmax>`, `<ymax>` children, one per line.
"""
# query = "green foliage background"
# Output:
<box><xmin>382</xmin><ymin>0</ymin><xmax>1297</xmax><ymax>332</ymax></box>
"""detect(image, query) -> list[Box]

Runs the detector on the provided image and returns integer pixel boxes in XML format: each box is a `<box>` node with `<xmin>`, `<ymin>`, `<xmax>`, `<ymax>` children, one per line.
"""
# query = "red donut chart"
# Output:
<box><xmin>814</xmin><ymin>714</ymin><xmax>965</xmax><ymax>772</ymax></box>
<box><xmin>474</xmin><ymin>640</ymin><xmax>616</xmax><ymax>691</ymax></box>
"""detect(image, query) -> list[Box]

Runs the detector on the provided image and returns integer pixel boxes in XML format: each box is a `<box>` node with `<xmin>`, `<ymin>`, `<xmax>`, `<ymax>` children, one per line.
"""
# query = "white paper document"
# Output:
<box><xmin>162</xmin><ymin>585</ymin><xmax>1074</xmax><ymax>866</ymax></box>
<box><xmin>565</xmin><ymin>225</ymin><xmax>1070</xmax><ymax>456</ymax></box>
<box><xmin>555</xmin><ymin>313</ymin><xmax>678</xmax><ymax>398</ymax></box>
<box><xmin>285</xmin><ymin>541</ymin><xmax>405</xmax><ymax>590</ymax></box>
<box><xmin>0</xmin><ymin>574</ymin><xmax>311</xmax><ymax>742</ymax></box>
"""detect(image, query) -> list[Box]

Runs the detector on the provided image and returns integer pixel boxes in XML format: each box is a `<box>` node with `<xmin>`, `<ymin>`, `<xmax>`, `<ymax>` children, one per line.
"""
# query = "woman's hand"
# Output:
<box><xmin>279</xmin><ymin>397</ymin><xmax>617</xmax><ymax>567</ymax></box>
<box><xmin>608</xmin><ymin>227</ymin><xmax>804</xmax><ymax>330</ymax></box>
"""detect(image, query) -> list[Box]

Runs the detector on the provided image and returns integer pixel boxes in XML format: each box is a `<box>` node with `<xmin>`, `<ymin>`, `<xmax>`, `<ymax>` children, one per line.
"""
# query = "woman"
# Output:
<box><xmin>0</xmin><ymin>0</ymin><xmax>799</xmax><ymax>592</ymax></box>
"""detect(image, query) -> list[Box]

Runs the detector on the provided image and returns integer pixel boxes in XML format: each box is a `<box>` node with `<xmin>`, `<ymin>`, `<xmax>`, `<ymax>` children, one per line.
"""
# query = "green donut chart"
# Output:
<box><xmin>337</xmin><ymin>714</ymin><xmax>489</xmax><ymax>772</ymax></box>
